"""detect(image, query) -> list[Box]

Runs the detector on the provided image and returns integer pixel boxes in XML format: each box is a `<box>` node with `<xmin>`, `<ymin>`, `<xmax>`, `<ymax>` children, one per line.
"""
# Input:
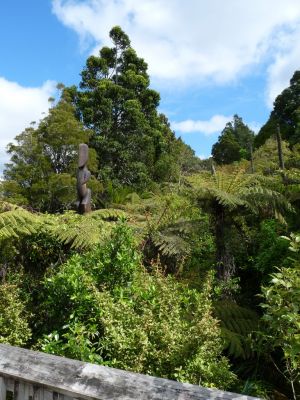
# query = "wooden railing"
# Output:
<box><xmin>0</xmin><ymin>344</ymin><xmax>260</xmax><ymax>400</ymax></box>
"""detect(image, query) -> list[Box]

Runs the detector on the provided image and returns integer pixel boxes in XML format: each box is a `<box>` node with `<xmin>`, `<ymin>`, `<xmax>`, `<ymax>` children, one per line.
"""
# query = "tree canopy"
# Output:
<box><xmin>3</xmin><ymin>92</ymin><xmax>100</xmax><ymax>212</ymax></box>
<box><xmin>67</xmin><ymin>26</ymin><xmax>198</xmax><ymax>190</ymax></box>
<box><xmin>212</xmin><ymin>115</ymin><xmax>254</xmax><ymax>165</ymax></box>
<box><xmin>255</xmin><ymin>71</ymin><xmax>300</xmax><ymax>147</ymax></box>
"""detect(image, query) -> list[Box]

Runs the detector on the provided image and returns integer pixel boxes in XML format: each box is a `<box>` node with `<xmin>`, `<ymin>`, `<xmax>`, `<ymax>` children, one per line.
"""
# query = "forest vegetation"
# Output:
<box><xmin>0</xmin><ymin>26</ymin><xmax>299</xmax><ymax>399</ymax></box>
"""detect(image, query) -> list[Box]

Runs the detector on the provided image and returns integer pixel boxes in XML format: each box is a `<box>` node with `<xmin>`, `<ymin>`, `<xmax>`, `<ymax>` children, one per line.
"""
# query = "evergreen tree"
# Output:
<box><xmin>255</xmin><ymin>71</ymin><xmax>300</xmax><ymax>147</ymax></box>
<box><xmin>212</xmin><ymin>115</ymin><xmax>254</xmax><ymax>165</ymax></box>
<box><xmin>212</xmin><ymin>128</ymin><xmax>241</xmax><ymax>165</ymax></box>
<box><xmin>2</xmin><ymin>93</ymin><xmax>99</xmax><ymax>212</ymax></box>
<box><xmin>71</xmin><ymin>26</ymin><xmax>195</xmax><ymax>189</ymax></box>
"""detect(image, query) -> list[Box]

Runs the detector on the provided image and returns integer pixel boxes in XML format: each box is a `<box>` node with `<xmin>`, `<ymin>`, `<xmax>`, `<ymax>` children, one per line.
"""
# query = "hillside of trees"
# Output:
<box><xmin>0</xmin><ymin>27</ymin><xmax>299</xmax><ymax>399</ymax></box>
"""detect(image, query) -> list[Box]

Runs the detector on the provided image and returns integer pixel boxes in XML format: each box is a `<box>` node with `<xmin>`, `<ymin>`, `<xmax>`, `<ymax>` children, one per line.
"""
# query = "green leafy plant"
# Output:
<box><xmin>214</xmin><ymin>301</ymin><xmax>258</xmax><ymax>360</ymax></box>
<box><xmin>0</xmin><ymin>201</ymin><xmax>39</xmax><ymax>240</ymax></box>
<box><xmin>258</xmin><ymin>233</ymin><xmax>300</xmax><ymax>399</ymax></box>
<box><xmin>0</xmin><ymin>284</ymin><xmax>31</xmax><ymax>346</ymax></box>
<box><xmin>38</xmin><ymin>223</ymin><xmax>236</xmax><ymax>389</ymax></box>
<box><xmin>188</xmin><ymin>166</ymin><xmax>292</xmax><ymax>286</ymax></box>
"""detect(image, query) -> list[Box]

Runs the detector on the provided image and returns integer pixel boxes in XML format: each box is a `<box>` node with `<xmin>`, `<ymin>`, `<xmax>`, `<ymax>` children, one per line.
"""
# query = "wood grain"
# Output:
<box><xmin>0</xmin><ymin>344</ymin><xmax>260</xmax><ymax>400</ymax></box>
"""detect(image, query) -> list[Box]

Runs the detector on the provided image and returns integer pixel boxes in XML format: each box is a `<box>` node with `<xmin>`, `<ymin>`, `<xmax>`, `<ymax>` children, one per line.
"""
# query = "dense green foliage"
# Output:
<box><xmin>3</xmin><ymin>94</ymin><xmax>101</xmax><ymax>212</ymax></box>
<box><xmin>67</xmin><ymin>26</ymin><xmax>198</xmax><ymax>194</ymax></box>
<box><xmin>37</xmin><ymin>223</ymin><xmax>235</xmax><ymax>388</ymax></box>
<box><xmin>0</xmin><ymin>27</ymin><xmax>300</xmax><ymax>399</ymax></box>
<box><xmin>212</xmin><ymin>115</ymin><xmax>254</xmax><ymax>165</ymax></box>
<box><xmin>258</xmin><ymin>234</ymin><xmax>300</xmax><ymax>400</ymax></box>
<box><xmin>188</xmin><ymin>166</ymin><xmax>291</xmax><ymax>284</ymax></box>
<box><xmin>255</xmin><ymin>71</ymin><xmax>300</xmax><ymax>148</ymax></box>
<box><xmin>0</xmin><ymin>284</ymin><xmax>31</xmax><ymax>346</ymax></box>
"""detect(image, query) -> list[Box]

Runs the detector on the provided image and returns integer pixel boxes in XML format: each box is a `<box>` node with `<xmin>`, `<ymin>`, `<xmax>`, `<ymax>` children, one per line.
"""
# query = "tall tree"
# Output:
<box><xmin>212</xmin><ymin>115</ymin><xmax>254</xmax><ymax>165</ymax></box>
<box><xmin>70</xmin><ymin>26</ymin><xmax>194</xmax><ymax>189</ymax></box>
<box><xmin>212</xmin><ymin>128</ymin><xmax>241</xmax><ymax>165</ymax></box>
<box><xmin>255</xmin><ymin>70</ymin><xmax>300</xmax><ymax>147</ymax></box>
<box><xmin>2</xmin><ymin>93</ymin><xmax>99</xmax><ymax>212</ymax></box>
<box><xmin>188</xmin><ymin>167</ymin><xmax>291</xmax><ymax>287</ymax></box>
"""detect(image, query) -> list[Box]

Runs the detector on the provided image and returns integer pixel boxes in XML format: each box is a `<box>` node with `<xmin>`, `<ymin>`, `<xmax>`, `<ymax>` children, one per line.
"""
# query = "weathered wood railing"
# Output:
<box><xmin>0</xmin><ymin>344</ymin><xmax>259</xmax><ymax>400</ymax></box>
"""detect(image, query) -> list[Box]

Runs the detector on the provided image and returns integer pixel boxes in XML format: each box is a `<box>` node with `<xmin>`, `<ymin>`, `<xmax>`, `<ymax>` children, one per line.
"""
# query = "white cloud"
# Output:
<box><xmin>248</xmin><ymin>122</ymin><xmax>262</xmax><ymax>134</ymax></box>
<box><xmin>52</xmin><ymin>0</ymin><xmax>300</xmax><ymax>104</ymax></box>
<box><xmin>266</xmin><ymin>23</ymin><xmax>300</xmax><ymax>108</ymax></box>
<box><xmin>196</xmin><ymin>154</ymin><xmax>210</xmax><ymax>160</ymax></box>
<box><xmin>0</xmin><ymin>77</ymin><xmax>56</xmax><ymax>170</ymax></box>
<box><xmin>172</xmin><ymin>115</ymin><xmax>232</xmax><ymax>136</ymax></box>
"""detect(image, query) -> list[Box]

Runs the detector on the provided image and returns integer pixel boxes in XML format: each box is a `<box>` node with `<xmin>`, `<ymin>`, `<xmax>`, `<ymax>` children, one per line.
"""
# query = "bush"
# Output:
<box><xmin>0</xmin><ymin>284</ymin><xmax>31</xmax><ymax>346</ymax></box>
<box><xmin>259</xmin><ymin>263</ymin><xmax>300</xmax><ymax>399</ymax></box>
<box><xmin>253</xmin><ymin>220</ymin><xmax>290</xmax><ymax>278</ymax></box>
<box><xmin>256</xmin><ymin>233</ymin><xmax>300</xmax><ymax>399</ymax></box>
<box><xmin>39</xmin><ymin>222</ymin><xmax>235</xmax><ymax>389</ymax></box>
<box><xmin>98</xmin><ymin>269</ymin><xmax>235</xmax><ymax>388</ymax></box>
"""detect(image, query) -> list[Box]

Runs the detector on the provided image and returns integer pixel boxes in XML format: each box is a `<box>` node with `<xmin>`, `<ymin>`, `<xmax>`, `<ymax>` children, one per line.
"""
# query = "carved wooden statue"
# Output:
<box><xmin>77</xmin><ymin>143</ymin><xmax>91</xmax><ymax>214</ymax></box>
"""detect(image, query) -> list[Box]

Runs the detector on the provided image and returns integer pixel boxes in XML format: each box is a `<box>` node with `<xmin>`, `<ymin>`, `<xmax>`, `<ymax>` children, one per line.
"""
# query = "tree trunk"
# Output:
<box><xmin>214</xmin><ymin>204</ymin><xmax>236</xmax><ymax>284</ymax></box>
<box><xmin>276</xmin><ymin>123</ymin><xmax>284</xmax><ymax>170</ymax></box>
<box><xmin>249</xmin><ymin>142</ymin><xmax>254</xmax><ymax>173</ymax></box>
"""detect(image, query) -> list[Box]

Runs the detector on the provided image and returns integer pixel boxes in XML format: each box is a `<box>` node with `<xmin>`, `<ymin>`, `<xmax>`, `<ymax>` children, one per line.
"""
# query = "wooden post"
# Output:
<box><xmin>16</xmin><ymin>382</ymin><xmax>33</xmax><ymax>400</ymax></box>
<box><xmin>211</xmin><ymin>158</ymin><xmax>216</xmax><ymax>176</ymax></box>
<box><xmin>0</xmin><ymin>377</ymin><xmax>6</xmax><ymax>400</ymax></box>
<box><xmin>33</xmin><ymin>386</ymin><xmax>44</xmax><ymax>400</ymax></box>
<box><xmin>77</xmin><ymin>144</ymin><xmax>91</xmax><ymax>214</ymax></box>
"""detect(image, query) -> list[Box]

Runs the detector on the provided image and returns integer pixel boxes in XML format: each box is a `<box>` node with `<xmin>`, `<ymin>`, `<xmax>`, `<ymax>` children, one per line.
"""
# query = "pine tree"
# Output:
<box><xmin>212</xmin><ymin>115</ymin><xmax>254</xmax><ymax>165</ymax></box>
<box><xmin>70</xmin><ymin>26</ymin><xmax>196</xmax><ymax>189</ymax></box>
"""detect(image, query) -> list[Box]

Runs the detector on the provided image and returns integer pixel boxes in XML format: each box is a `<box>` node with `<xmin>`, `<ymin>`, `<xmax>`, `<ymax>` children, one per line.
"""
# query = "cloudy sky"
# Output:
<box><xmin>1</xmin><ymin>0</ymin><xmax>300</xmax><ymax>171</ymax></box>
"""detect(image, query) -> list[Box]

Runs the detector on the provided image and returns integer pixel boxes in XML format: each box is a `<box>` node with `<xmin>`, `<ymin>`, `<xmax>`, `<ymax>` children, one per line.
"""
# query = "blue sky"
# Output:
<box><xmin>1</xmin><ymin>0</ymin><xmax>300</xmax><ymax>171</ymax></box>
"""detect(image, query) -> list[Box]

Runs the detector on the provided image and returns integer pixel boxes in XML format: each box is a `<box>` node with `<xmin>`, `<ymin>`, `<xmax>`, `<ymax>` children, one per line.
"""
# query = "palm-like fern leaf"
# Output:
<box><xmin>214</xmin><ymin>301</ymin><xmax>258</xmax><ymax>359</ymax></box>
<box><xmin>118</xmin><ymin>194</ymin><xmax>200</xmax><ymax>262</ymax></box>
<box><xmin>0</xmin><ymin>202</ymin><xmax>39</xmax><ymax>240</ymax></box>
<box><xmin>0</xmin><ymin>202</ymin><xmax>130</xmax><ymax>250</ymax></box>
<box><xmin>90</xmin><ymin>208</ymin><xmax>127</xmax><ymax>221</ymax></box>
<box><xmin>152</xmin><ymin>232</ymin><xmax>190</xmax><ymax>258</ymax></box>
<box><xmin>49</xmin><ymin>210</ymin><xmax>127</xmax><ymax>250</ymax></box>
<box><xmin>188</xmin><ymin>166</ymin><xmax>292</xmax><ymax>219</ymax></box>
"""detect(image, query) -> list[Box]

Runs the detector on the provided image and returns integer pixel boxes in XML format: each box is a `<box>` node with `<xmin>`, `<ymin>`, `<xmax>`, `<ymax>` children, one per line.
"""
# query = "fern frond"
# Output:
<box><xmin>188</xmin><ymin>166</ymin><xmax>292</xmax><ymax>220</ymax></box>
<box><xmin>90</xmin><ymin>208</ymin><xmax>127</xmax><ymax>221</ymax></box>
<box><xmin>49</xmin><ymin>210</ymin><xmax>119</xmax><ymax>250</ymax></box>
<box><xmin>152</xmin><ymin>232</ymin><xmax>190</xmax><ymax>259</ymax></box>
<box><xmin>214</xmin><ymin>301</ymin><xmax>258</xmax><ymax>359</ymax></box>
<box><xmin>221</xmin><ymin>327</ymin><xmax>252</xmax><ymax>359</ymax></box>
<box><xmin>0</xmin><ymin>206</ymin><xmax>39</xmax><ymax>240</ymax></box>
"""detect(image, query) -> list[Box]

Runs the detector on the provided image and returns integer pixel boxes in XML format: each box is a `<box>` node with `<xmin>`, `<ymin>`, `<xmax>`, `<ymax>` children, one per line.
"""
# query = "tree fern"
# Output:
<box><xmin>0</xmin><ymin>202</ymin><xmax>128</xmax><ymax>251</ymax></box>
<box><xmin>48</xmin><ymin>210</ymin><xmax>127</xmax><ymax>250</ymax></box>
<box><xmin>0</xmin><ymin>202</ymin><xmax>39</xmax><ymax>240</ymax></box>
<box><xmin>187</xmin><ymin>166</ymin><xmax>292</xmax><ymax>283</ymax></box>
<box><xmin>120</xmin><ymin>194</ymin><xmax>200</xmax><ymax>267</ymax></box>
<box><xmin>188</xmin><ymin>167</ymin><xmax>291</xmax><ymax>216</ymax></box>
<box><xmin>214</xmin><ymin>301</ymin><xmax>258</xmax><ymax>359</ymax></box>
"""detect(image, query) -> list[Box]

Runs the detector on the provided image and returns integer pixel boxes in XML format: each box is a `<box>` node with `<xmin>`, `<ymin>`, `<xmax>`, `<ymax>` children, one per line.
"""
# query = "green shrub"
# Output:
<box><xmin>254</xmin><ymin>233</ymin><xmax>300</xmax><ymax>399</ymax></box>
<box><xmin>253</xmin><ymin>220</ymin><xmax>290</xmax><ymax>277</ymax></box>
<box><xmin>98</xmin><ymin>270</ymin><xmax>235</xmax><ymax>388</ymax></box>
<box><xmin>259</xmin><ymin>263</ymin><xmax>300</xmax><ymax>399</ymax></box>
<box><xmin>39</xmin><ymin>222</ymin><xmax>235</xmax><ymax>389</ymax></box>
<box><xmin>0</xmin><ymin>284</ymin><xmax>31</xmax><ymax>346</ymax></box>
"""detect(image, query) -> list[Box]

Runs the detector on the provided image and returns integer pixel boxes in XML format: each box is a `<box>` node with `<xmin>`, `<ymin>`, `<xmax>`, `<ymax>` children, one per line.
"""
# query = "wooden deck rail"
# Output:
<box><xmin>0</xmin><ymin>344</ymin><xmax>260</xmax><ymax>400</ymax></box>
